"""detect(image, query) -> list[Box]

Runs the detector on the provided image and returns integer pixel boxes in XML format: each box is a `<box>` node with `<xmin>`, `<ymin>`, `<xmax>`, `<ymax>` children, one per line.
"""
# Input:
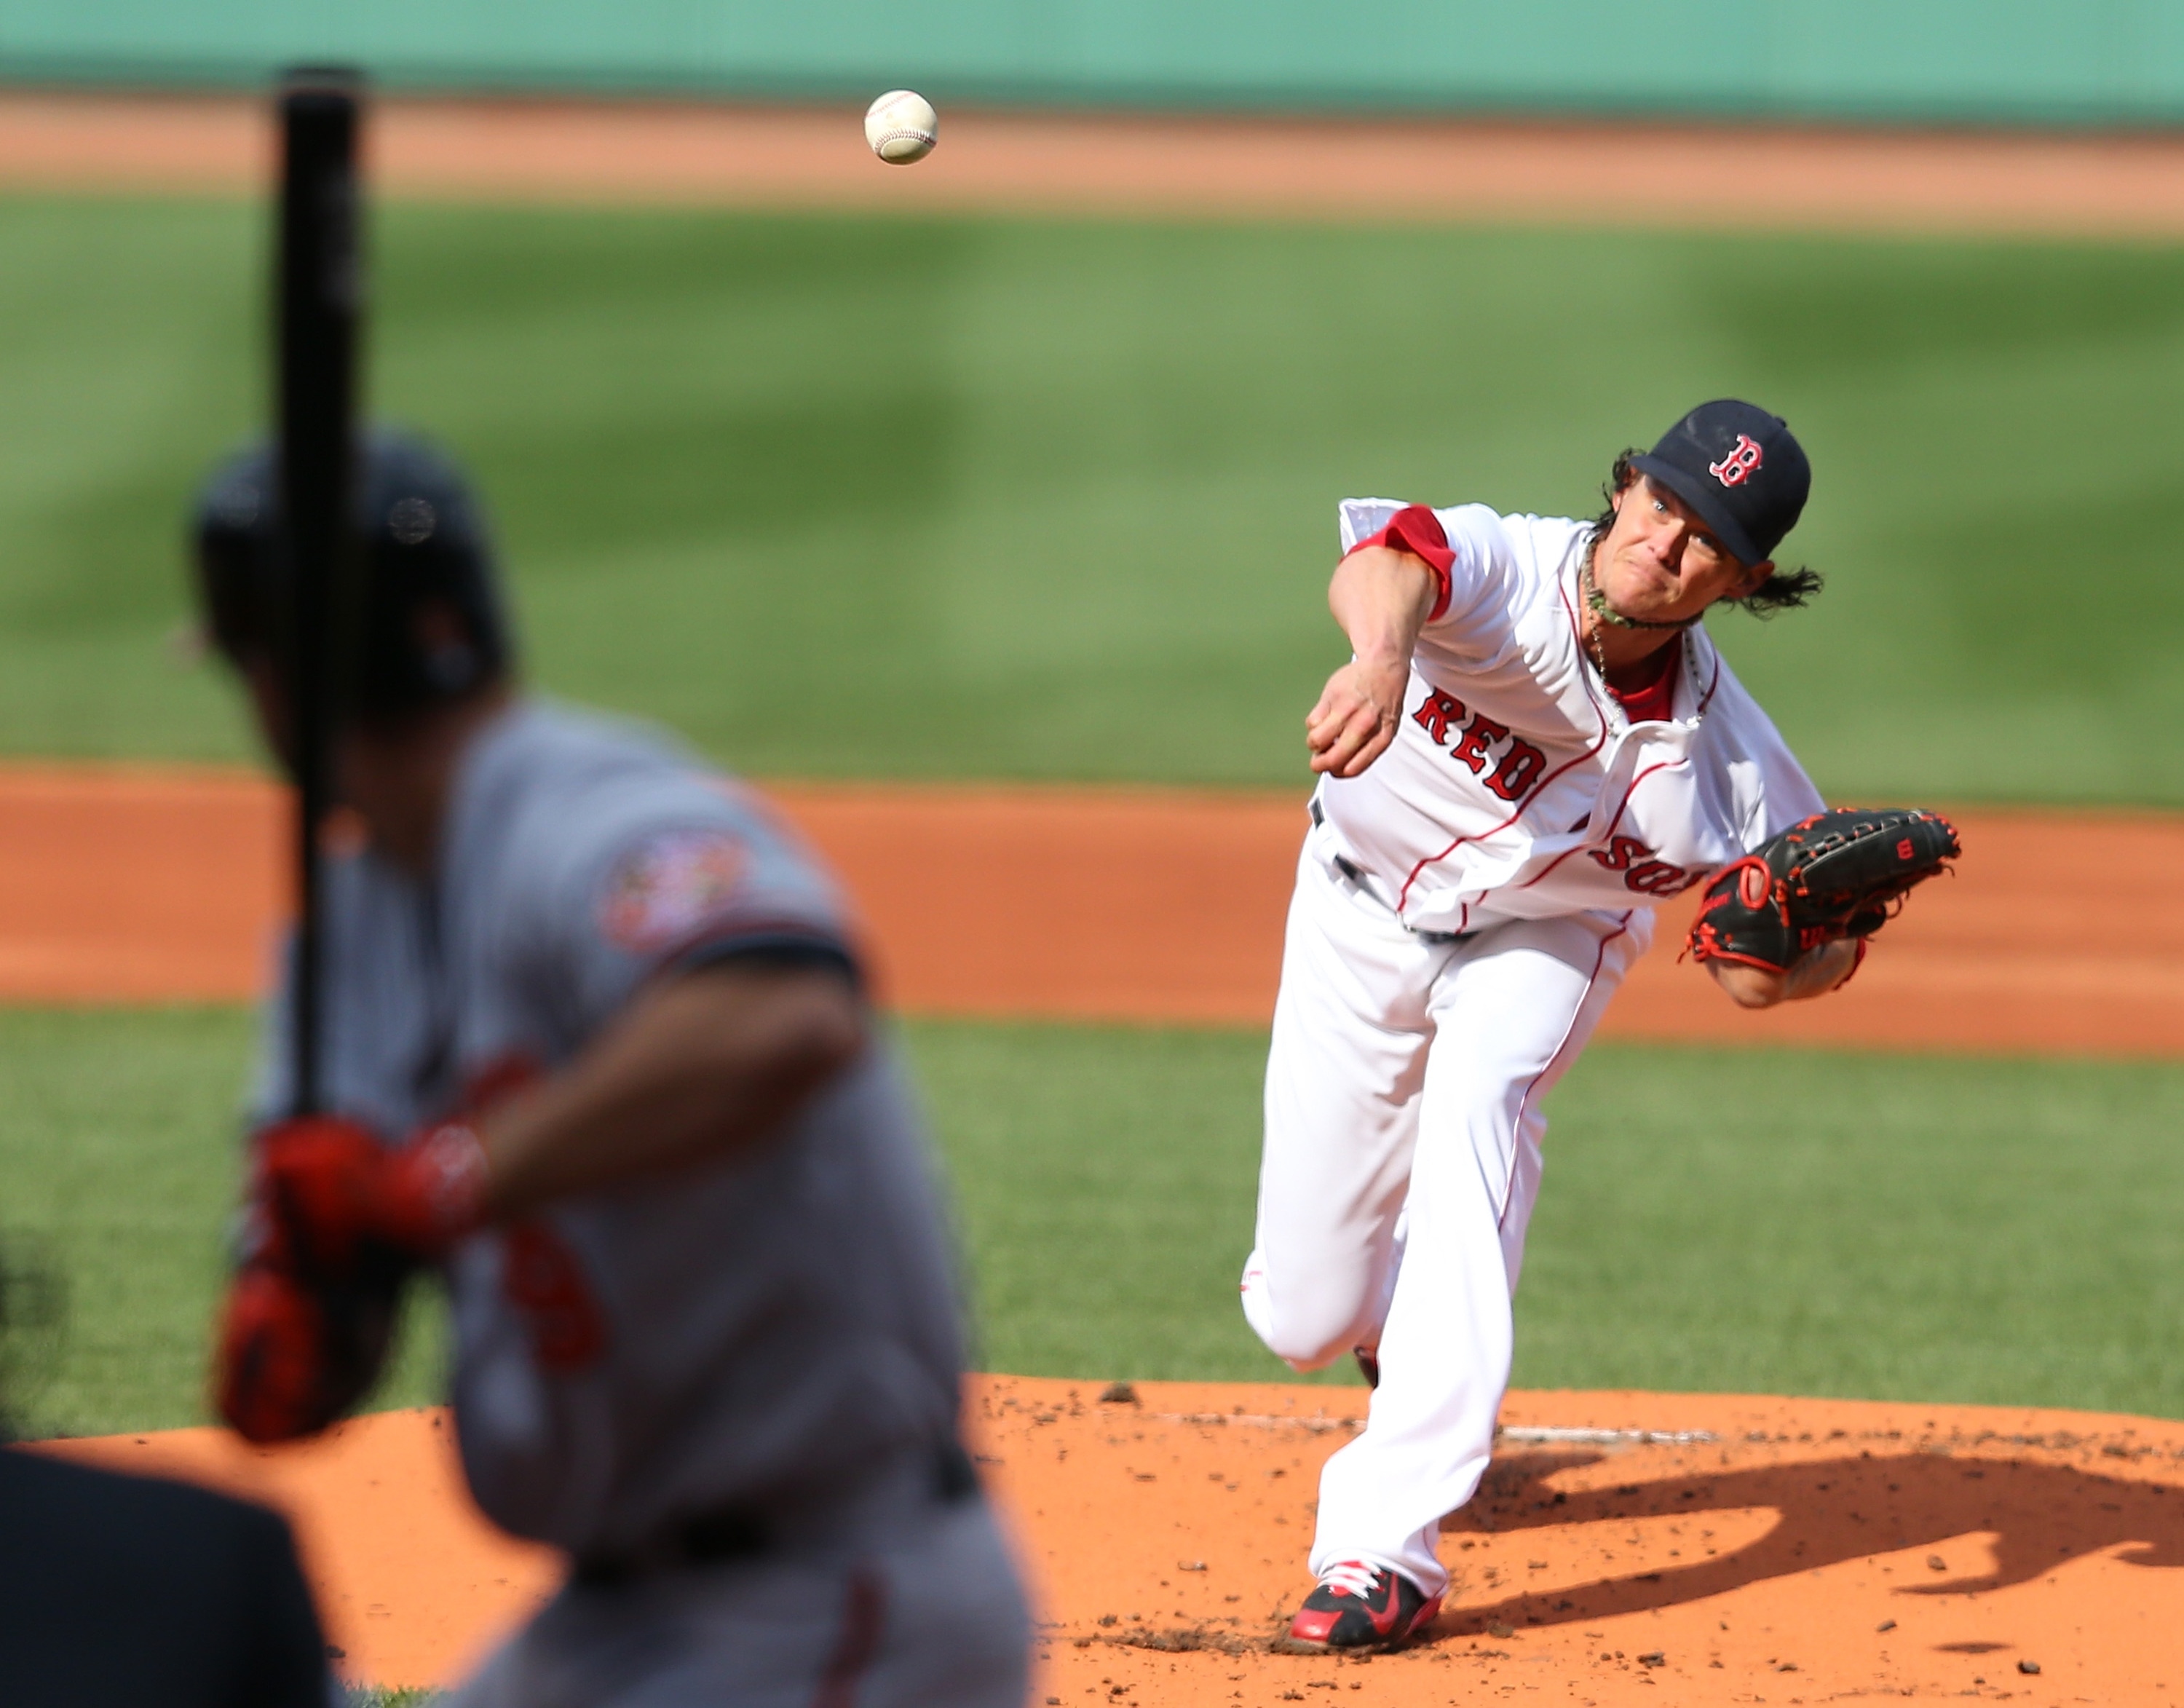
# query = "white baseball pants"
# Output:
<box><xmin>1241</xmin><ymin>835</ymin><xmax>1646</xmax><ymax>1598</ymax></box>
<box><xmin>449</xmin><ymin>1495</ymin><xmax>1028</xmax><ymax>1708</ymax></box>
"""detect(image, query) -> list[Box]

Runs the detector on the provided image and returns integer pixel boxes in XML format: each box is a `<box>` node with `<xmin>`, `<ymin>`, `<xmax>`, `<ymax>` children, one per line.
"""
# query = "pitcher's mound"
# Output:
<box><xmin>44</xmin><ymin>1377</ymin><xmax>2184</xmax><ymax>1700</ymax></box>
<box><xmin>986</xmin><ymin>1377</ymin><xmax>2184</xmax><ymax>1707</ymax></box>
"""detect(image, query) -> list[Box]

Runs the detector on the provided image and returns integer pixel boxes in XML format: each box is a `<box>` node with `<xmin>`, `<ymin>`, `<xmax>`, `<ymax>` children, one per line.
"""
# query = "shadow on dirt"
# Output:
<box><xmin>1431</xmin><ymin>1445</ymin><xmax>2184</xmax><ymax>1639</ymax></box>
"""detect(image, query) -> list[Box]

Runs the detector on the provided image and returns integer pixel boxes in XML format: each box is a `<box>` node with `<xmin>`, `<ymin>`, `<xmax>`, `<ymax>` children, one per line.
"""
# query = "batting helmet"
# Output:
<box><xmin>192</xmin><ymin>428</ymin><xmax>515</xmax><ymax>724</ymax></box>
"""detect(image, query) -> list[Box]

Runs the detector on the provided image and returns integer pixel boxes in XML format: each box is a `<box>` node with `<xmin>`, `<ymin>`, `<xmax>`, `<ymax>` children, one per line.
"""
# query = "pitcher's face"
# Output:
<box><xmin>1594</xmin><ymin>477</ymin><xmax>1769</xmax><ymax>623</ymax></box>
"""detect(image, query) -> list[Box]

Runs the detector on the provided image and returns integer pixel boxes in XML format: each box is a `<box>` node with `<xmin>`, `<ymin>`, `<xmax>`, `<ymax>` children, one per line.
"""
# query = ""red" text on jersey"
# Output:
<box><xmin>1412</xmin><ymin>689</ymin><xmax>1548</xmax><ymax>804</ymax></box>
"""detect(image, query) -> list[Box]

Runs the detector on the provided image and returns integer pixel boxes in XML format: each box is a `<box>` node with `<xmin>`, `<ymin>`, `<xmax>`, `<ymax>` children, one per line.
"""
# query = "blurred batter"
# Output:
<box><xmin>197</xmin><ymin>431</ymin><xmax>1029</xmax><ymax>1707</ymax></box>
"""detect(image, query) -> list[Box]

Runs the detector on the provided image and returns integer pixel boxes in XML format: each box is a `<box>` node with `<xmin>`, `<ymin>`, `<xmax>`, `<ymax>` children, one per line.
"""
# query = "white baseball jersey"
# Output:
<box><xmin>1317</xmin><ymin>500</ymin><xmax>1824</xmax><ymax>933</ymax></box>
<box><xmin>248</xmin><ymin>700</ymin><xmax>968</xmax><ymax>1562</ymax></box>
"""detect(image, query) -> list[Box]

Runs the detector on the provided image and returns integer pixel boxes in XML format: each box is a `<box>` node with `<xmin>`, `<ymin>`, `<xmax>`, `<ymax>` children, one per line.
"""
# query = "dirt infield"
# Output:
<box><xmin>9</xmin><ymin>87</ymin><xmax>2184</xmax><ymax>237</ymax></box>
<box><xmin>0</xmin><ymin>762</ymin><xmax>2175</xmax><ymax>1056</ymax></box>
<box><xmin>45</xmin><ymin>1377</ymin><xmax>2184</xmax><ymax>1699</ymax></box>
<box><xmin>0</xmin><ymin>763</ymin><xmax>280</xmax><ymax>1000</ymax></box>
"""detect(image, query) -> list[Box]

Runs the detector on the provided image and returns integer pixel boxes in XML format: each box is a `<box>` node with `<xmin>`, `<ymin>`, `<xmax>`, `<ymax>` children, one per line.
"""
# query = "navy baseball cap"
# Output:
<box><xmin>1629</xmin><ymin>400</ymin><xmax>1810</xmax><ymax>567</ymax></box>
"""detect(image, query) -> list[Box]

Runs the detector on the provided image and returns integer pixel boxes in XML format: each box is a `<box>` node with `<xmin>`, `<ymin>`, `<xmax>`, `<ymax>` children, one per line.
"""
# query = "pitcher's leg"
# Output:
<box><xmin>1307</xmin><ymin>911</ymin><xmax>1647</xmax><ymax>1598</ymax></box>
<box><xmin>1245</xmin><ymin>846</ymin><xmax>1440</xmax><ymax>1370</ymax></box>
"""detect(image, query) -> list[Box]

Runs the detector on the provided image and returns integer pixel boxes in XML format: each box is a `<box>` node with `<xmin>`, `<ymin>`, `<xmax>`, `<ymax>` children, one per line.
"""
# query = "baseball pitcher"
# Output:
<box><xmin>1244</xmin><ymin>400</ymin><xmax>1957</xmax><ymax>1650</ymax></box>
<box><xmin>197</xmin><ymin>432</ymin><xmax>1029</xmax><ymax>1706</ymax></box>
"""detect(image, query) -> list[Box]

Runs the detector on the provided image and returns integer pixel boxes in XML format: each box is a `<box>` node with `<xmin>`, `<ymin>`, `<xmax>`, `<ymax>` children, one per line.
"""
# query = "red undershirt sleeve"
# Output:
<box><xmin>1345</xmin><ymin>504</ymin><xmax>1455</xmax><ymax>622</ymax></box>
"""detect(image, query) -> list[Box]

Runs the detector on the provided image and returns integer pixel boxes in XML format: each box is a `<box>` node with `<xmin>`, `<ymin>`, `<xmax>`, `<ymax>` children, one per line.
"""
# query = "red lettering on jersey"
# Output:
<box><xmin>1412</xmin><ymin>689</ymin><xmax>1467</xmax><ymax>746</ymax></box>
<box><xmin>502</xmin><ymin>1221</ymin><xmax>608</xmax><ymax>1372</ymax></box>
<box><xmin>1707</xmin><ymin>433</ymin><xmax>1764</xmax><ymax>488</ymax></box>
<box><xmin>1449</xmin><ymin>713</ymin><xmax>1509</xmax><ymax>775</ymax></box>
<box><xmin>1589</xmin><ymin>834</ymin><xmax>1648</xmax><ymax>873</ymax></box>
<box><xmin>1483</xmin><ymin>738</ymin><xmax>1546</xmax><ymax>803</ymax></box>
<box><xmin>1591</xmin><ymin>836</ymin><xmax>1695</xmax><ymax>895</ymax></box>
<box><xmin>1626</xmin><ymin>859</ymin><xmax>1698</xmax><ymax>896</ymax></box>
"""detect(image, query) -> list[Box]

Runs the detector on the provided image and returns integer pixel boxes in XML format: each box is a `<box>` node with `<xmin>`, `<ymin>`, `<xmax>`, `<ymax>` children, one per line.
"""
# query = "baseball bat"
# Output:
<box><xmin>275</xmin><ymin>68</ymin><xmax>365</xmax><ymax>1118</ymax></box>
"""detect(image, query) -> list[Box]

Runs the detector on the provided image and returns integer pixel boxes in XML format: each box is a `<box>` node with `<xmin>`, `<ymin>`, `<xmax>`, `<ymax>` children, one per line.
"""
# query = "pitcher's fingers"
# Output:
<box><xmin>1307</xmin><ymin>703</ymin><xmax>1366</xmax><ymax>768</ymax></box>
<box><xmin>1309</xmin><ymin>703</ymin><xmax>1377</xmax><ymax>773</ymax></box>
<box><xmin>1305</xmin><ymin>689</ymin><xmax>1356</xmax><ymax>755</ymax></box>
<box><xmin>1332</xmin><ymin>721</ymin><xmax>1397</xmax><ymax>778</ymax></box>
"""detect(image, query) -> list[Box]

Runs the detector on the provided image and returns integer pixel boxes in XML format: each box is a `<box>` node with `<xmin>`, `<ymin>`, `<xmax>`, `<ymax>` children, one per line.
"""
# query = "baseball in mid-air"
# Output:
<box><xmin>865</xmin><ymin>90</ymin><xmax>938</xmax><ymax>165</ymax></box>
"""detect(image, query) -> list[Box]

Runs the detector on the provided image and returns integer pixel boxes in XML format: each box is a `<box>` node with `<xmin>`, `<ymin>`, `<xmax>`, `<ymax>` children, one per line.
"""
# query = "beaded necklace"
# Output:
<box><xmin>1579</xmin><ymin>546</ymin><xmax>1702</xmax><ymax>680</ymax></box>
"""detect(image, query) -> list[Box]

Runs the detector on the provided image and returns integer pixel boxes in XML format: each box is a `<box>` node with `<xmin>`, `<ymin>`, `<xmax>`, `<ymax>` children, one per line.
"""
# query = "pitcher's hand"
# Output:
<box><xmin>1307</xmin><ymin>656</ymin><xmax>1409</xmax><ymax>778</ymax></box>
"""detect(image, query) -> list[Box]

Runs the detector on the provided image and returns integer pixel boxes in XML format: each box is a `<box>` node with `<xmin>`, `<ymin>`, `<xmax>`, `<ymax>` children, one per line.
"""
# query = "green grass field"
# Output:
<box><xmin>7</xmin><ymin>1007</ymin><xmax>2181</xmax><ymax>1439</ymax></box>
<box><xmin>0</xmin><ymin>196</ymin><xmax>2182</xmax><ymax>799</ymax></box>
<box><xmin>0</xmin><ymin>191</ymin><xmax>2175</xmax><ymax>1459</ymax></box>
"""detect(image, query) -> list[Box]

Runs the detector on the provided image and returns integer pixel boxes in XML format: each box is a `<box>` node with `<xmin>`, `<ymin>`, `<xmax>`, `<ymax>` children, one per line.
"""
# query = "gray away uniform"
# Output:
<box><xmin>249</xmin><ymin>700</ymin><xmax>1028</xmax><ymax>1708</ymax></box>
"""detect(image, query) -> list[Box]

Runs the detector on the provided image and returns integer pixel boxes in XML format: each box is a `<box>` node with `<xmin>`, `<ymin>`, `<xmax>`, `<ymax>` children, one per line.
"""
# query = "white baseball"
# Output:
<box><xmin>864</xmin><ymin>90</ymin><xmax>938</xmax><ymax>165</ymax></box>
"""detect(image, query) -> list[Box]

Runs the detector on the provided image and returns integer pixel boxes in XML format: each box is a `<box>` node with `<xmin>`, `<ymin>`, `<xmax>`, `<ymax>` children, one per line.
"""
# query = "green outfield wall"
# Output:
<box><xmin>4</xmin><ymin>0</ymin><xmax>2184</xmax><ymax>127</ymax></box>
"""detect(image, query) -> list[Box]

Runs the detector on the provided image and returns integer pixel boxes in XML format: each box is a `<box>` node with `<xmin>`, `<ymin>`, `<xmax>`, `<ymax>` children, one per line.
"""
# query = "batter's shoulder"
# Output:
<box><xmin>454</xmin><ymin>701</ymin><xmax>725</xmax><ymax>908</ymax></box>
<box><xmin>480</xmin><ymin>700</ymin><xmax>843</xmax><ymax>933</ymax></box>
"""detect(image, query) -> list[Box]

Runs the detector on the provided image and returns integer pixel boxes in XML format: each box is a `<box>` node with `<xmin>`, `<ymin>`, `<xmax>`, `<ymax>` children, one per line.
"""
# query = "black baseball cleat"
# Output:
<box><xmin>1279</xmin><ymin>1559</ymin><xmax>1441</xmax><ymax>1653</ymax></box>
<box><xmin>1353</xmin><ymin>1346</ymin><xmax>1380</xmax><ymax>1388</ymax></box>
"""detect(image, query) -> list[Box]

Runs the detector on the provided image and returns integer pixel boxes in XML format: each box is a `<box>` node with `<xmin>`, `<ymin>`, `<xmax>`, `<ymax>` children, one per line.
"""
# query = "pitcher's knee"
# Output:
<box><xmin>1241</xmin><ymin>1254</ymin><xmax>1370</xmax><ymax>1370</ymax></box>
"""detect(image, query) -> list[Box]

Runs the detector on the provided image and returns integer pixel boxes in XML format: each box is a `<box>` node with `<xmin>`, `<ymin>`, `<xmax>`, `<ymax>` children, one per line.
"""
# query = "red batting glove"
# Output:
<box><xmin>213</xmin><ymin>1254</ymin><xmax>410</xmax><ymax>1444</ymax></box>
<box><xmin>381</xmin><ymin>1120</ymin><xmax>494</xmax><ymax>1252</ymax></box>
<box><xmin>213</xmin><ymin>1262</ymin><xmax>343</xmax><ymax>1444</ymax></box>
<box><xmin>253</xmin><ymin>1113</ymin><xmax>493</xmax><ymax>1272</ymax></box>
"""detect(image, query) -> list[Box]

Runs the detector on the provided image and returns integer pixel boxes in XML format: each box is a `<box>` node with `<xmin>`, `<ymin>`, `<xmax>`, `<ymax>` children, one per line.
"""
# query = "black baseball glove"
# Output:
<box><xmin>1686</xmin><ymin>807</ymin><xmax>1961</xmax><ymax>975</ymax></box>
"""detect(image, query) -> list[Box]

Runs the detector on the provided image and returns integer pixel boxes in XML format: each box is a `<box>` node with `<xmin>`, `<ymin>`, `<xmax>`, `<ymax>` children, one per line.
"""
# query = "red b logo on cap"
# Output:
<box><xmin>1708</xmin><ymin>434</ymin><xmax>1764</xmax><ymax>488</ymax></box>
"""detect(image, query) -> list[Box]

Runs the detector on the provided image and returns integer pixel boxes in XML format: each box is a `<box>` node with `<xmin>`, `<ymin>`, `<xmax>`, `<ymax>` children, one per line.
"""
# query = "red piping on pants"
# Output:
<box><xmin>1496</xmin><ymin>912</ymin><xmax>1634</xmax><ymax>1233</ymax></box>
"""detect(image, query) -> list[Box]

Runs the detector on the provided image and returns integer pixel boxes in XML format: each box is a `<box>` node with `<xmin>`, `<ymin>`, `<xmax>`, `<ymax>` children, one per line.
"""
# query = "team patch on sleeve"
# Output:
<box><xmin>598</xmin><ymin>829</ymin><xmax>755</xmax><ymax>954</ymax></box>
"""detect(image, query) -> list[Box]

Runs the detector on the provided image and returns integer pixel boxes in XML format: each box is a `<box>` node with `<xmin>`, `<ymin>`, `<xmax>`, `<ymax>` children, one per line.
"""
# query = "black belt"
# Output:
<box><xmin>572</xmin><ymin>1439</ymin><xmax>979</xmax><ymax>1587</ymax></box>
<box><xmin>1311</xmin><ymin>796</ymin><xmax>1473</xmax><ymax>944</ymax></box>
<box><xmin>1309</xmin><ymin>798</ymin><xmax>1367</xmax><ymax>882</ymax></box>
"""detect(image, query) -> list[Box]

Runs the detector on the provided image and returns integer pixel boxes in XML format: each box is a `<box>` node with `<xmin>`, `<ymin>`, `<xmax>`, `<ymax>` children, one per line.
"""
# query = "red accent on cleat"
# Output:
<box><xmin>1281</xmin><ymin>1561</ymin><xmax>1440</xmax><ymax>1653</ymax></box>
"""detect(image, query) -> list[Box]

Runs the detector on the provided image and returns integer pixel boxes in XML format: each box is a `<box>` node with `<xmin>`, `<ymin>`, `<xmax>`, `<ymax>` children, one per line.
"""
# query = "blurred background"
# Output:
<box><xmin>1</xmin><ymin>2</ymin><xmax>2181</xmax><ymax>1449</ymax></box>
